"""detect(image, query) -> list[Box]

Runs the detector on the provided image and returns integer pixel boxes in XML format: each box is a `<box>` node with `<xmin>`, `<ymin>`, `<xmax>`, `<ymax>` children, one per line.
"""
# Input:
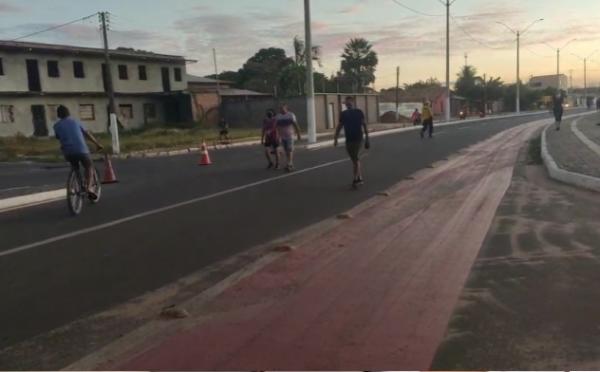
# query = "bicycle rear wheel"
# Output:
<box><xmin>67</xmin><ymin>169</ymin><xmax>84</xmax><ymax>216</ymax></box>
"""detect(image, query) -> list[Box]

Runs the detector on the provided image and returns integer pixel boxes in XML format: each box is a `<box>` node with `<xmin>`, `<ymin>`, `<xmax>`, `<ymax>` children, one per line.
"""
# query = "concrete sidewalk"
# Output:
<box><xmin>433</xmin><ymin>130</ymin><xmax>600</xmax><ymax>369</ymax></box>
<box><xmin>543</xmin><ymin>112</ymin><xmax>600</xmax><ymax>192</ymax></box>
<box><xmin>67</xmin><ymin>118</ymin><xmax>546</xmax><ymax>371</ymax></box>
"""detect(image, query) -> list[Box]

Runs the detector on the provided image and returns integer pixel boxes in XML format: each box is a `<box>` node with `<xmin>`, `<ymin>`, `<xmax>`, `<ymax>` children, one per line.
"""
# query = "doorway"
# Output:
<box><xmin>26</xmin><ymin>59</ymin><xmax>41</xmax><ymax>92</ymax></box>
<box><xmin>31</xmin><ymin>105</ymin><xmax>48</xmax><ymax>136</ymax></box>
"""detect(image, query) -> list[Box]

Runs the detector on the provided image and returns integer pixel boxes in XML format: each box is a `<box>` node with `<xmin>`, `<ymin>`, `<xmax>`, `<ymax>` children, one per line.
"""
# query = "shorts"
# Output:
<box><xmin>264</xmin><ymin>136</ymin><xmax>280</xmax><ymax>148</ymax></box>
<box><xmin>346</xmin><ymin>140</ymin><xmax>363</xmax><ymax>162</ymax></box>
<box><xmin>220</xmin><ymin>129</ymin><xmax>229</xmax><ymax>136</ymax></box>
<box><xmin>281</xmin><ymin>137</ymin><xmax>295</xmax><ymax>153</ymax></box>
<box><xmin>65</xmin><ymin>153</ymin><xmax>93</xmax><ymax>170</ymax></box>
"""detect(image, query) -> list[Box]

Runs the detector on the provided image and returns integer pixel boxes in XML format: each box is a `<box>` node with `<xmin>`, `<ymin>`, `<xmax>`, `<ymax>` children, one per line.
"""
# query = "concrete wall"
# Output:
<box><xmin>0</xmin><ymin>50</ymin><xmax>187</xmax><ymax>93</ymax></box>
<box><xmin>0</xmin><ymin>96</ymin><xmax>166</xmax><ymax>137</ymax></box>
<box><xmin>221</xmin><ymin>94</ymin><xmax>379</xmax><ymax>132</ymax></box>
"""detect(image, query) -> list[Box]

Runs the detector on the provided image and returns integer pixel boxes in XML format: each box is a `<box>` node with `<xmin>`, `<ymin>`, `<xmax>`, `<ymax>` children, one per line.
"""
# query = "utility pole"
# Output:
<box><xmin>464</xmin><ymin>52</ymin><xmax>468</xmax><ymax>67</ymax></box>
<box><xmin>483</xmin><ymin>73</ymin><xmax>487</xmax><ymax>114</ymax></box>
<box><xmin>212</xmin><ymin>48</ymin><xmax>222</xmax><ymax>119</ymax></box>
<box><xmin>497</xmin><ymin>19</ymin><xmax>543</xmax><ymax>114</ymax></box>
<box><xmin>100</xmin><ymin>11</ymin><xmax>119</xmax><ymax>154</ymax></box>
<box><xmin>545</xmin><ymin>39</ymin><xmax>576</xmax><ymax>92</ymax></box>
<box><xmin>572</xmin><ymin>50</ymin><xmax>598</xmax><ymax>109</ymax></box>
<box><xmin>516</xmin><ymin>31</ymin><xmax>520</xmax><ymax>113</ymax></box>
<box><xmin>444</xmin><ymin>0</ymin><xmax>452</xmax><ymax>122</ymax></box>
<box><xmin>569</xmin><ymin>69</ymin><xmax>573</xmax><ymax>91</ymax></box>
<box><xmin>304</xmin><ymin>0</ymin><xmax>317</xmax><ymax>144</ymax></box>
<box><xmin>395</xmin><ymin>66</ymin><xmax>400</xmax><ymax>122</ymax></box>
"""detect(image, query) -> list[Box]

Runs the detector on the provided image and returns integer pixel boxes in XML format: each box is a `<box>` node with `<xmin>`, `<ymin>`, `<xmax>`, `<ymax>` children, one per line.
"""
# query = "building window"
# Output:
<box><xmin>47</xmin><ymin>104</ymin><xmax>59</xmax><ymax>121</ymax></box>
<box><xmin>138</xmin><ymin>65</ymin><xmax>147</xmax><ymax>80</ymax></box>
<box><xmin>0</xmin><ymin>105</ymin><xmax>15</xmax><ymax>123</ymax></box>
<box><xmin>118</xmin><ymin>65</ymin><xmax>128</xmax><ymax>80</ymax></box>
<box><xmin>143</xmin><ymin>103</ymin><xmax>157</xmax><ymax>119</ymax></box>
<box><xmin>119</xmin><ymin>104</ymin><xmax>134</xmax><ymax>119</ymax></box>
<box><xmin>47</xmin><ymin>60</ymin><xmax>60</xmax><ymax>78</ymax></box>
<box><xmin>174</xmin><ymin>67</ymin><xmax>182</xmax><ymax>82</ymax></box>
<box><xmin>79</xmin><ymin>104</ymin><xmax>95</xmax><ymax>121</ymax></box>
<box><xmin>0</xmin><ymin>58</ymin><xmax>4</xmax><ymax>75</ymax></box>
<box><xmin>73</xmin><ymin>61</ymin><xmax>85</xmax><ymax>78</ymax></box>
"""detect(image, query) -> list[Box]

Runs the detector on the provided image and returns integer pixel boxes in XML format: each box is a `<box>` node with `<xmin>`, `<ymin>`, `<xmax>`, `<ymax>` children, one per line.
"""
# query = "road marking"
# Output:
<box><xmin>0</xmin><ymin>158</ymin><xmax>349</xmax><ymax>259</ymax></box>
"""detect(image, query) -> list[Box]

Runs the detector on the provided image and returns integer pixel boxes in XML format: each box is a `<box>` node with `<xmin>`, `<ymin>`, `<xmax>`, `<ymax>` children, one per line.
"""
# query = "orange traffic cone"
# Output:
<box><xmin>198</xmin><ymin>141</ymin><xmax>212</xmax><ymax>166</ymax></box>
<box><xmin>102</xmin><ymin>153</ymin><xmax>119</xmax><ymax>184</ymax></box>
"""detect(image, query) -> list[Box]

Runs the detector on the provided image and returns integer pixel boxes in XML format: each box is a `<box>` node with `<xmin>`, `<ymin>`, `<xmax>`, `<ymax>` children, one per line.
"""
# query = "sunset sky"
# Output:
<box><xmin>2</xmin><ymin>0</ymin><xmax>600</xmax><ymax>89</ymax></box>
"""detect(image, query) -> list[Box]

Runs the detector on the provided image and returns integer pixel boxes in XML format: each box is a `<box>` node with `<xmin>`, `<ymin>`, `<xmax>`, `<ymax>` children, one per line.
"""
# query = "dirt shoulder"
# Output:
<box><xmin>432</xmin><ymin>131</ymin><xmax>600</xmax><ymax>370</ymax></box>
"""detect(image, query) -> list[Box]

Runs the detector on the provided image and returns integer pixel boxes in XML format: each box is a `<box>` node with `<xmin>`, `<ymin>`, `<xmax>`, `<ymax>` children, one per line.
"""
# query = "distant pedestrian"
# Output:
<box><xmin>261</xmin><ymin>109</ymin><xmax>280</xmax><ymax>170</ymax></box>
<box><xmin>334</xmin><ymin>97</ymin><xmax>370</xmax><ymax>188</ymax></box>
<box><xmin>275</xmin><ymin>104</ymin><xmax>302</xmax><ymax>172</ymax></box>
<box><xmin>421</xmin><ymin>101</ymin><xmax>434</xmax><ymax>139</ymax></box>
<box><xmin>553</xmin><ymin>93</ymin><xmax>564</xmax><ymax>131</ymax></box>
<box><xmin>411</xmin><ymin>108</ymin><xmax>422</xmax><ymax>126</ymax></box>
<box><xmin>218</xmin><ymin>117</ymin><xmax>231</xmax><ymax>143</ymax></box>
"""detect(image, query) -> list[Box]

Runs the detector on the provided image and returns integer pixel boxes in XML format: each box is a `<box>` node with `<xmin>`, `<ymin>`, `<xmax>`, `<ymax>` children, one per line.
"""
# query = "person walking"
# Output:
<box><xmin>553</xmin><ymin>92</ymin><xmax>564</xmax><ymax>131</ymax></box>
<box><xmin>411</xmin><ymin>108</ymin><xmax>422</xmax><ymax>126</ymax></box>
<box><xmin>275</xmin><ymin>104</ymin><xmax>302</xmax><ymax>172</ymax></box>
<box><xmin>421</xmin><ymin>101</ymin><xmax>434</xmax><ymax>139</ymax></box>
<box><xmin>334</xmin><ymin>97</ymin><xmax>370</xmax><ymax>188</ymax></box>
<box><xmin>261</xmin><ymin>109</ymin><xmax>280</xmax><ymax>169</ymax></box>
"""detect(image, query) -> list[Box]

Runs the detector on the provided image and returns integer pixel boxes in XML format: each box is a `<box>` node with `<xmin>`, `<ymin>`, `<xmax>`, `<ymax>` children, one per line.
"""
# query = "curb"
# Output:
<box><xmin>541</xmin><ymin>117</ymin><xmax>600</xmax><ymax>193</ymax></box>
<box><xmin>572</xmin><ymin>117</ymin><xmax>600</xmax><ymax>156</ymax></box>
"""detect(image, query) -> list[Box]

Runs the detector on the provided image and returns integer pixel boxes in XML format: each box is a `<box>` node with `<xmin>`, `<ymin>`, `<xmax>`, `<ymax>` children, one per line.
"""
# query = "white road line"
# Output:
<box><xmin>0</xmin><ymin>158</ymin><xmax>349</xmax><ymax>259</ymax></box>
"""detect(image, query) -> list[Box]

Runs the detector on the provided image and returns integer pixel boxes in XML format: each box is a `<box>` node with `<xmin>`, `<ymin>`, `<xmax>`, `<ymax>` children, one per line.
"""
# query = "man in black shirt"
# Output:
<box><xmin>334</xmin><ymin>97</ymin><xmax>370</xmax><ymax>187</ymax></box>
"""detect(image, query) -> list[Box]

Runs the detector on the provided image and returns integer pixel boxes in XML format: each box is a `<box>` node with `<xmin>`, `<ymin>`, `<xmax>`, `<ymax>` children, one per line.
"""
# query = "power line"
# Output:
<box><xmin>450</xmin><ymin>15</ymin><xmax>503</xmax><ymax>50</ymax></box>
<box><xmin>11</xmin><ymin>12</ymin><xmax>99</xmax><ymax>41</ymax></box>
<box><xmin>390</xmin><ymin>0</ymin><xmax>443</xmax><ymax>17</ymax></box>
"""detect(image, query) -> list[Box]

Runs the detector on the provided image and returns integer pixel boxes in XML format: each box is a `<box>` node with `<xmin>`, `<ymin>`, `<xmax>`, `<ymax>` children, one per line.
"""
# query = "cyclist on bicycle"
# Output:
<box><xmin>53</xmin><ymin>105</ymin><xmax>103</xmax><ymax>200</ymax></box>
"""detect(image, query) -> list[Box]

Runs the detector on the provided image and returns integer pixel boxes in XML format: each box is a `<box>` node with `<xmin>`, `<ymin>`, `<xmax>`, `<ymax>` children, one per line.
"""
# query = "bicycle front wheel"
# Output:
<box><xmin>67</xmin><ymin>169</ymin><xmax>83</xmax><ymax>216</ymax></box>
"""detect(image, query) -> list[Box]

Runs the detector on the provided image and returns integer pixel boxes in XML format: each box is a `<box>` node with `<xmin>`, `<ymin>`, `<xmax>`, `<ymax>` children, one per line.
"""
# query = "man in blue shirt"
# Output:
<box><xmin>334</xmin><ymin>97</ymin><xmax>370</xmax><ymax>187</ymax></box>
<box><xmin>53</xmin><ymin>105</ymin><xmax>103</xmax><ymax>199</ymax></box>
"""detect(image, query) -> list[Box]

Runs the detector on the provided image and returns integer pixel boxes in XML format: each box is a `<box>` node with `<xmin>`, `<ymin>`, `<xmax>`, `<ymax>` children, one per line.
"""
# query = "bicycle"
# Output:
<box><xmin>66</xmin><ymin>156</ymin><xmax>102</xmax><ymax>216</ymax></box>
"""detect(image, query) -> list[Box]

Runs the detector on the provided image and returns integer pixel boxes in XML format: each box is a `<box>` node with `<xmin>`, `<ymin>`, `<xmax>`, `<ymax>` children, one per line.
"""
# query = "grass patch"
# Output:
<box><xmin>527</xmin><ymin>135</ymin><xmax>543</xmax><ymax>165</ymax></box>
<box><xmin>0</xmin><ymin>126</ymin><xmax>261</xmax><ymax>162</ymax></box>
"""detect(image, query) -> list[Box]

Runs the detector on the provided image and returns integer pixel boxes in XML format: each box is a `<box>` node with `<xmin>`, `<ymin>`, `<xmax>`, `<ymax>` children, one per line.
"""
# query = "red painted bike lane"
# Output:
<box><xmin>113</xmin><ymin>121</ymin><xmax>543</xmax><ymax>371</ymax></box>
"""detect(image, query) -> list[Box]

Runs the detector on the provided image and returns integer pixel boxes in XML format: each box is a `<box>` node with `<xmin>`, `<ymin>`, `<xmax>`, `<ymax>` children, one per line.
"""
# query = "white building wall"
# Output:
<box><xmin>0</xmin><ymin>51</ymin><xmax>188</xmax><ymax>94</ymax></box>
<box><xmin>0</xmin><ymin>96</ymin><xmax>166</xmax><ymax>137</ymax></box>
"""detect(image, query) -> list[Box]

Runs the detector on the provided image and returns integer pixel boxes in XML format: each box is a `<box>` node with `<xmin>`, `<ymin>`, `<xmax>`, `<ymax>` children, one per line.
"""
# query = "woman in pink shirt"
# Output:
<box><xmin>261</xmin><ymin>109</ymin><xmax>280</xmax><ymax>169</ymax></box>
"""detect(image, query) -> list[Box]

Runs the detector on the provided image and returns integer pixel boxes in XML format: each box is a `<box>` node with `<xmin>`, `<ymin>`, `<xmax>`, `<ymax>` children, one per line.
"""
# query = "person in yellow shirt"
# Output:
<box><xmin>421</xmin><ymin>100</ymin><xmax>434</xmax><ymax>139</ymax></box>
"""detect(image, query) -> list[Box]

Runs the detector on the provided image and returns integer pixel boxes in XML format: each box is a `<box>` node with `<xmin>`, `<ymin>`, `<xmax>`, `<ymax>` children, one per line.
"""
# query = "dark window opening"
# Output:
<box><xmin>73</xmin><ymin>61</ymin><xmax>85</xmax><ymax>78</ymax></box>
<box><xmin>26</xmin><ymin>59</ymin><xmax>41</xmax><ymax>92</ymax></box>
<box><xmin>138</xmin><ymin>65</ymin><xmax>147</xmax><ymax>80</ymax></box>
<box><xmin>0</xmin><ymin>58</ymin><xmax>4</xmax><ymax>75</ymax></box>
<box><xmin>118</xmin><ymin>64</ymin><xmax>128</xmax><ymax>80</ymax></box>
<box><xmin>47</xmin><ymin>60</ymin><xmax>59</xmax><ymax>78</ymax></box>
<box><xmin>161</xmin><ymin>67</ymin><xmax>171</xmax><ymax>92</ymax></box>
<box><xmin>174</xmin><ymin>67</ymin><xmax>182</xmax><ymax>82</ymax></box>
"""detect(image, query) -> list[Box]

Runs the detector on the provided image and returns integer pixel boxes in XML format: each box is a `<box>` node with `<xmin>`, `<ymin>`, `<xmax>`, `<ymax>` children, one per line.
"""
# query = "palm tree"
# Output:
<box><xmin>340</xmin><ymin>38</ymin><xmax>378</xmax><ymax>93</ymax></box>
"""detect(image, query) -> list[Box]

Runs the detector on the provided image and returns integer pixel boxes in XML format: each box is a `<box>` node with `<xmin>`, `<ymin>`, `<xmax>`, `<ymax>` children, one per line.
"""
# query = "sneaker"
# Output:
<box><xmin>356</xmin><ymin>177</ymin><xmax>365</xmax><ymax>185</ymax></box>
<box><xmin>87</xmin><ymin>191</ymin><xmax>98</xmax><ymax>201</ymax></box>
<box><xmin>274</xmin><ymin>163</ymin><xmax>280</xmax><ymax>170</ymax></box>
<box><xmin>267</xmin><ymin>162</ymin><xmax>274</xmax><ymax>170</ymax></box>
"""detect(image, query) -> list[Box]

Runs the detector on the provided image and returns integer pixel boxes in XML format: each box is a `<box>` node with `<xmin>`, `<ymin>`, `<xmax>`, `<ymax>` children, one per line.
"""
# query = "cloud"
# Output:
<box><xmin>0</xmin><ymin>2</ymin><xmax>24</xmax><ymax>13</ymax></box>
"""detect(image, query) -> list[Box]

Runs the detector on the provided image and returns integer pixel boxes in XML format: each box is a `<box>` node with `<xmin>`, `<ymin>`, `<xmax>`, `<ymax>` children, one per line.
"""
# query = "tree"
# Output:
<box><xmin>238</xmin><ymin>48</ymin><xmax>294</xmax><ymax>93</ymax></box>
<box><xmin>455</xmin><ymin>65</ymin><xmax>483</xmax><ymax>105</ymax></box>
<box><xmin>404</xmin><ymin>78</ymin><xmax>442</xmax><ymax>91</ymax></box>
<box><xmin>340</xmin><ymin>38</ymin><xmax>378</xmax><ymax>93</ymax></box>
<box><xmin>293</xmin><ymin>36</ymin><xmax>305</xmax><ymax>65</ymax></box>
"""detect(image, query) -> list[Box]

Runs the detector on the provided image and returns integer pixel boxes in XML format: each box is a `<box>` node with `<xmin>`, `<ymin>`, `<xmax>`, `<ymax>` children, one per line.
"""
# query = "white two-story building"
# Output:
<box><xmin>0</xmin><ymin>40</ymin><xmax>195</xmax><ymax>137</ymax></box>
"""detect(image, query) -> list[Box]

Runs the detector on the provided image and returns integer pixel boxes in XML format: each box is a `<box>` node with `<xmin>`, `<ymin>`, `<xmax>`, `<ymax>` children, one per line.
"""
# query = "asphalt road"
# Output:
<box><xmin>0</xmin><ymin>111</ymin><xmax>578</xmax><ymax>351</ymax></box>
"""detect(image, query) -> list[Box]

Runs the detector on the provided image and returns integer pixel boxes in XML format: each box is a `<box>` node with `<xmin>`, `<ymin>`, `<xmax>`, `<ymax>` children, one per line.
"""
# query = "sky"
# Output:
<box><xmin>2</xmin><ymin>0</ymin><xmax>600</xmax><ymax>89</ymax></box>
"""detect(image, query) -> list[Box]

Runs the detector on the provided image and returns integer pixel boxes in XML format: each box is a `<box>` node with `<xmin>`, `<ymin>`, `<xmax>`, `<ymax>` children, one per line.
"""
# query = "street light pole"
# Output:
<box><xmin>444</xmin><ymin>0</ymin><xmax>451</xmax><ymax>122</ymax></box>
<box><xmin>304</xmin><ymin>0</ymin><xmax>317</xmax><ymax>144</ymax></box>
<box><xmin>497</xmin><ymin>19</ymin><xmax>543</xmax><ymax>114</ymax></box>
<box><xmin>516</xmin><ymin>31</ymin><xmax>520</xmax><ymax>113</ymax></box>
<box><xmin>545</xmin><ymin>39</ymin><xmax>577</xmax><ymax>92</ymax></box>
<box><xmin>572</xmin><ymin>50</ymin><xmax>598</xmax><ymax>109</ymax></box>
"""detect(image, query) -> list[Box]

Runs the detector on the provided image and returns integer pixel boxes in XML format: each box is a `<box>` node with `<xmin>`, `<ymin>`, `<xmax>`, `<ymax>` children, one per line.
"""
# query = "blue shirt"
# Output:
<box><xmin>340</xmin><ymin>108</ymin><xmax>365</xmax><ymax>142</ymax></box>
<box><xmin>53</xmin><ymin>117</ymin><xmax>90</xmax><ymax>155</ymax></box>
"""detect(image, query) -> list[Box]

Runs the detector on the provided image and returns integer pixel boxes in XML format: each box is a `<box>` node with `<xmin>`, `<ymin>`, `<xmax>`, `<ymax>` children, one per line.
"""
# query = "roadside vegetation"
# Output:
<box><xmin>0</xmin><ymin>125</ymin><xmax>261</xmax><ymax>162</ymax></box>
